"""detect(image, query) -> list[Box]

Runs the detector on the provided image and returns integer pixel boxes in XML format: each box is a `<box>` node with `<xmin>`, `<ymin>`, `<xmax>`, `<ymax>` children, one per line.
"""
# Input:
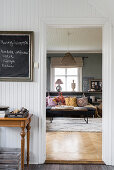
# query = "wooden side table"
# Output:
<box><xmin>0</xmin><ymin>114</ymin><xmax>33</xmax><ymax>170</ymax></box>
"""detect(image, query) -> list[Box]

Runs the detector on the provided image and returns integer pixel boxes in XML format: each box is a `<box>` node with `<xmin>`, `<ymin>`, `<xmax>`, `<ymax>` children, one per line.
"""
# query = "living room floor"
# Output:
<box><xmin>46</xmin><ymin>117</ymin><xmax>102</xmax><ymax>132</ymax></box>
<box><xmin>46</xmin><ymin>131</ymin><xmax>103</xmax><ymax>163</ymax></box>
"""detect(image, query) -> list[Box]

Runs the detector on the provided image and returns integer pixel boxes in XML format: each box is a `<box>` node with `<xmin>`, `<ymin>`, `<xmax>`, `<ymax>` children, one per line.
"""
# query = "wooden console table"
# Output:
<box><xmin>0</xmin><ymin>114</ymin><xmax>33</xmax><ymax>170</ymax></box>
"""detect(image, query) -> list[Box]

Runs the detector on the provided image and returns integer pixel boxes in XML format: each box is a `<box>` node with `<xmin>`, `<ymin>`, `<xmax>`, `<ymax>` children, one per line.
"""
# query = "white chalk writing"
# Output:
<box><xmin>15</xmin><ymin>50</ymin><xmax>28</xmax><ymax>55</ymax></box>
<box><xmin>0</xmin><ymin>40</ymin><xmax>28</xmax><ymax>47</ymax></box>
<box><xmin>2</xmin><ymin>54</ymin><xmax>14</xmax><ymax>59</ymax></box>
<box><xmin>2</xmin><ymin>64</ymin><xmax>14</xmax><ymax>68</ymax></box>
<box><xmin>3</xmin><ymin>59</ymin><xmax>15</xmax><ymax>65</ymax></box>
<box><xmin>1</xmin><ymin>49</ymin><xmax>14</xmax><ymax>54</ymax></box>
<box><xmin>1</xmin><ymin>49</ymin><xmax>28</xmax><ymax>55</ymax></box>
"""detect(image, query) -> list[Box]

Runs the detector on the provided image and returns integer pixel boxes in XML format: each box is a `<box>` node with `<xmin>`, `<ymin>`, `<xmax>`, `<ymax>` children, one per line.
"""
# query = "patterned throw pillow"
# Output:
<box><xmin>65</xmin><ymin>97</ymin><xmax>70</xmax><ymax>106</ymax></box>
<box><xmin>65</xmin><ymin>97</ymin><xmax>77</xmax><ymax>107</ymax></box>
<box><xmin>77</xmin><ymin>97</ymin><xmax>88</xmax><ymax>107</ymax></box>
<box><xmin>57</xmin><ymin>95</ymin><xmax>65</xmax><ymax>105</ymax></box>
<box><xmin>69</xmin><ymin>97</ymin><xmax>77</xmax><ymax>107</ymax></box>
<box><xmin>48</xmin><ymin>96</ymin><xmax>57</xmax><ymax>107</ymax></box>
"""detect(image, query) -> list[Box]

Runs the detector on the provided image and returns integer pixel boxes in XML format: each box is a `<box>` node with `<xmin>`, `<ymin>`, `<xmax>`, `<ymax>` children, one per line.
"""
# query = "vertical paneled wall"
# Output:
<box><xmin>39</xmin><ymin>0</ymin><xmax>104</xmax><ymax>18</ymax></box>
<box><xmin>0</xmin><ymin>0</ymin><xmax>40</xmax><ymax>163</ymax></box>
<box><xmin>0</xmin><ymin>0</ymin><xmax>104</xmax><ymax>163</ymax></box>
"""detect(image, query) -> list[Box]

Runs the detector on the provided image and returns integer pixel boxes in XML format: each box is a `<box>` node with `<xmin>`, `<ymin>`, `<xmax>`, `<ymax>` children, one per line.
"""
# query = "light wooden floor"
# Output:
<box><xmin>46</xmin><ymin>132</ymin><xmax>103</xmax><ymax>164</ymax></box>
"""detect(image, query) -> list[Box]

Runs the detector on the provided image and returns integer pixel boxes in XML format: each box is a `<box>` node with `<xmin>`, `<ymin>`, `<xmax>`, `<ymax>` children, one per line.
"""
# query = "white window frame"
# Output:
<box><xmin>51</xmin><ymin>67</ymin><xmax>82</xmax><ymax>91</ymax></box>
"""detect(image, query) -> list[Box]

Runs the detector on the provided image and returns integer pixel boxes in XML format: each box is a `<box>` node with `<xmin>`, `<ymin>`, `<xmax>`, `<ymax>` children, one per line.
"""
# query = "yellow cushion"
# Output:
<box><xmin>69</xmin><ymin>97</ymin><xmax>77</xmax><ymax>107</ymax></box>
<box><xmin>65</xmin><ymin>97</ymin><xmax>70</xmax><ymax>106</ymax></box>
<box><xmin>65</xmin><ymin>97</ymin><xmax>77</xmax><ymax>107</ymax></box>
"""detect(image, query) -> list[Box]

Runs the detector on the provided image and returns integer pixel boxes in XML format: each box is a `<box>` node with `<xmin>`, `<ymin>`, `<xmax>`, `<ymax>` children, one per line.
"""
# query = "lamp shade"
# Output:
<box><xmin>55</xmin><ymin>79</ymin><xmax>63</xmax><ymax>85</ymax></box>
<box><xmin>61</xmin><ymin>52</ymin><xmax>76</xmax><ymax>67</ymax></box>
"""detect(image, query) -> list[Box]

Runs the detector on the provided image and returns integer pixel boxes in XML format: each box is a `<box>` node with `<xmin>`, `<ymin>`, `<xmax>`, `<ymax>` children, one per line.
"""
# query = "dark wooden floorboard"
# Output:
<box><xmin>108</xmin><ymin>166</ymin><xmax>114</xmax><ymax>170</ymax></box>
<box><xmin>59</xmin><ymin>164</ymin><xmax>74</xmax><ymax>170</ymax></box>
<box><xmin>72</xmin><ymin>165</ymin><xmax>84</xmax><ymax>170</ymax></box>
<box><xmin>24</xmin><ymin>164</ymin><xmax>114</xmax><ymax>170</ymax></box>
<box><xmin>85</xmin><ymin>165</ymin><xmax>108</xmax><ymax>170</ymax></box>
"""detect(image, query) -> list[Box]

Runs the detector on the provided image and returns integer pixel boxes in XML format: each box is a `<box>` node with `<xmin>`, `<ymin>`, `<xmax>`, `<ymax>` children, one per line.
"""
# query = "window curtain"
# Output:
<box><xmin>51</xmin><ymin>57</ymin><xmax>83</xmax><ymax>68</ymax></box>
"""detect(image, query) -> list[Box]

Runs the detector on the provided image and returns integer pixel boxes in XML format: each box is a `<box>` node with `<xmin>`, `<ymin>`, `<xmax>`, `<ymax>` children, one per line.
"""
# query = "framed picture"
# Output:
<box><xmin>0</xmin><ymin>31</ymin><xmax>33</xmax><ymax>81</ymax></box>
<box><xmin>90</xmin><ymin>79</ymin><xmax>102</xmax><ymax>91</ymax></box>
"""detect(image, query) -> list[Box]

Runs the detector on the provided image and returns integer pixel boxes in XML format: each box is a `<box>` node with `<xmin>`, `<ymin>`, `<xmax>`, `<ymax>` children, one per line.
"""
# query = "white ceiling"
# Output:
<box><xmin>47</xmin><ymin>27</ymin><xmax>102</xmax><ymax>53</ymax></box>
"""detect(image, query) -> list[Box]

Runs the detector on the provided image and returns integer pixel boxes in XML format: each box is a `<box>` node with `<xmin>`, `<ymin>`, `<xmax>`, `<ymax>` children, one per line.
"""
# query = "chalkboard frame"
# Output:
<box><xmin>0</xmin><ymin>31</ymin><xmax>33</xmax><ymax>81</ymax></box>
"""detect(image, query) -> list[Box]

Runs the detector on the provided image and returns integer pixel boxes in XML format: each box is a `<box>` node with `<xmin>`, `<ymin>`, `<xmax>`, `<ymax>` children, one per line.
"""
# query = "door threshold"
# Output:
<box><xmin>45</xmin><ymin>160</ymin><xmax>105</xmax><ymax>164</ymax></box>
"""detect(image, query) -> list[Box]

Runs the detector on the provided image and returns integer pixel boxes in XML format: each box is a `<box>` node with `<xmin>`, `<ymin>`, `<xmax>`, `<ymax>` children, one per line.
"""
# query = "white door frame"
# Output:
<box><xmin>38</xmin><ymin>17</ymin><xmax>112</xmax><ymax>165</ymax></box>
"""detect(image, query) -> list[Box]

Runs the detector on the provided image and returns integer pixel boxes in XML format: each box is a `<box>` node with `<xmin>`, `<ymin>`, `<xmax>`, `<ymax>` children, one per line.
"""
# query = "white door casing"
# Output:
<box><xmin>38</xmin><ymin>17</ymin><xmax>112</xmax><ymax>165</ymax></box>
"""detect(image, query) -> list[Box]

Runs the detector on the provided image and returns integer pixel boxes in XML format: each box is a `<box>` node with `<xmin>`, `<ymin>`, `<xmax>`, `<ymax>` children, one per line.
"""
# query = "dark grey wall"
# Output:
<box><xmin>47</xmin><ymin>53</ymin><xmax>102</xmax><ymax>91</ymax></box>
<box><xmin>82</xmin><ymin>54</ymin><xmax>102</xmax><ymax>79</ymax></box>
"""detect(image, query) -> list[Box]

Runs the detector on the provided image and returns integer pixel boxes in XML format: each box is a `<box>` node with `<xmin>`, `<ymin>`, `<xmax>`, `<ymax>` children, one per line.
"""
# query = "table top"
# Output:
<box><xmin>51</xmin><ymin>107</ymin><xmax>88</xmax><ymax>111</ymax></box>
<box><xmin>0</xmin><ymin>114</ymin><xmax>33</xmax><ymax>121</ymax></box>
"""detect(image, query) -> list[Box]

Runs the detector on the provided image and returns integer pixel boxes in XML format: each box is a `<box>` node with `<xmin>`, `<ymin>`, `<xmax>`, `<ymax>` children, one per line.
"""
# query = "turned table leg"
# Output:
<box><xmin>26</xmin><ymin>122</ymin><xmax>31</xmax><ymax>167</ymax></box>
<box><xmin>21</xmin><ymin>127</ymin><xmax>26</xmax><ymax>170</ymax></box>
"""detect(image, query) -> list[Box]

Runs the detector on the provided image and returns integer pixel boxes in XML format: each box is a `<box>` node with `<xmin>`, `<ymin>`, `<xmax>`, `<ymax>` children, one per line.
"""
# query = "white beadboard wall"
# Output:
<box><xmin>0</xmin><ymin>0</ymin><xmax>105</xmax><ymax>164</ymax></box>
<box><xmin>47</xmin><ymin>27</ymin><xmax>102</xmax><ymax>51</ymax></box>
<box><xmin>0</xmin><ymin>0</ymin><xmax>40</xmax><ymax>163</ymax></box>
<box><xmin>39</xmin><ymin>0</ymin><xmax>104</xmax><ymax>18</ymax></box>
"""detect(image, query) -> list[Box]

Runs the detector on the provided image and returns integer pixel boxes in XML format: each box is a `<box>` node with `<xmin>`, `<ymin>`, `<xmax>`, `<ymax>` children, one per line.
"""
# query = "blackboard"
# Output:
<box><xmin>0</xmin><ymin>31</ymin><xmax>33</xmax><ymax>81</ymax></box>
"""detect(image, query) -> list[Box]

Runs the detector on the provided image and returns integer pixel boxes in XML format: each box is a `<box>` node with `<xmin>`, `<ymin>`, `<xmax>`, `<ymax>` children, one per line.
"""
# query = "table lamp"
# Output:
<box><xmin>55</xmin><ymin>79</ymin><xmax>63</xmax><ymax>92</ymax></box>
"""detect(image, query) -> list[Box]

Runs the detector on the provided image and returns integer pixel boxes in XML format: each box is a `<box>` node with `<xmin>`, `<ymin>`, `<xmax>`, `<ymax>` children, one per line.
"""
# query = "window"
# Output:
<box><xmin>51</xmin><ymin>68</ymin><xmax>82</xmax><ymax>91</ymax></box>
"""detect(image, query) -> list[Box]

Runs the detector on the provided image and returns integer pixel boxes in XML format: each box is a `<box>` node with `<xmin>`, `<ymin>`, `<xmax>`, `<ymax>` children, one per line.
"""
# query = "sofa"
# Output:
<box><xmin>46</xmin><ymin>92</ymin><xmax>96</xmax><ymax>119</ymax></box>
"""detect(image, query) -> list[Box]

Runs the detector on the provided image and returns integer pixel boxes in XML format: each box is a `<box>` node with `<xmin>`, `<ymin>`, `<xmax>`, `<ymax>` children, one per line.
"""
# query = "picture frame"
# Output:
<box><xmin>0</xmin><ymin>31</ymin><xmax>33</xmax><ymax>81</ymax></box>
<box><xmin>90</xmin><ymin>79</ymin><xmax>102</xmax><ymax>91</ymax></box>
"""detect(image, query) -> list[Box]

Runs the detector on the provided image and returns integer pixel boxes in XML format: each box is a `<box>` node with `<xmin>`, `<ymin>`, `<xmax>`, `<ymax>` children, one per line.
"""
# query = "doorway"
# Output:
<box><xmin>46</xmin><ymin>27</ymin><xmax>102</xmax><ymax>163</ymax></box>
<box><xmin>38</xmin><ymin>18</ymin><xmax>112</xmax><ymax>165</ymax></box>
